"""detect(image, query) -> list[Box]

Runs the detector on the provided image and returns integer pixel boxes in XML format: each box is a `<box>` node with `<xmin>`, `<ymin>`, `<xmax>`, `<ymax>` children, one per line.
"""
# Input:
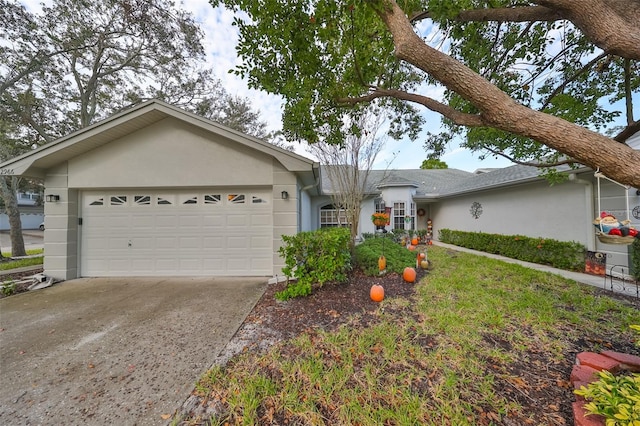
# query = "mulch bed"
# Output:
<box><xmin>178</xmin><ymin>267</ymin><xmax>639</xmax><ymax>425</ymax></box>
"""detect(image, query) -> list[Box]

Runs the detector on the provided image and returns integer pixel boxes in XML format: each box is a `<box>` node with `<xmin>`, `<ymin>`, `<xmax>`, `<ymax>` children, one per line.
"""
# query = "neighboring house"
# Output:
<box><xmin>1</xmin><ymin>99</ymin><xmax>637</xmax><ymax>280</ymax></box>
<box><xmin>0</xmin><ymin>192</ymin><xmax>44</xmax><ymax>231</ymax></box>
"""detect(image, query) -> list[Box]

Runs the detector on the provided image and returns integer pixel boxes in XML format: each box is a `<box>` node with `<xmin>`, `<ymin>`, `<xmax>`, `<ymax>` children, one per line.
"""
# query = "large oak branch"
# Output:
<box><xmin>337</xmin><ymin>88</ymin><xmax>484</xmax><ymax>127</ymax></box>
<box><xmin>412</xmin><ymin>1</ymin><xmax>640</xmax><ymax>60</ymax></box>
<box><xmin>374</xmin><ymin>0</ymin><xmax>640</xmax><ymax>187</ymax></box>
<box><xmin>537</xmin><ymin>0</ymin><xmax>640</xmax><ymax>60</ymax></box>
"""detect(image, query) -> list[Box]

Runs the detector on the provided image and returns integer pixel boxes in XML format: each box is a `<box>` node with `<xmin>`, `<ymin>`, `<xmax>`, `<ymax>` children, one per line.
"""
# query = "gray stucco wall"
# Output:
<box><xmin>431</xmin><ymin>178</ymin><xmax>594</xmax><ymax>247</ymax></box>
<box><xmin>68</xmin><ymin>117</ymin><xmax>274</xmax><ymax>188</ymax></box>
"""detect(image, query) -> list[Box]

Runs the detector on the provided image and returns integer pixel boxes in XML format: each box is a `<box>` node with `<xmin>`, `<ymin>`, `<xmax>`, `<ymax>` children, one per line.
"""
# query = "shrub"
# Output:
<box><xmin>276</xmin><ymin>227</ymin><xmax>351</xmax><ymax>300</ymax></box>
<box><xmin>354</xmin><ymin>236</ymin><xmax>419</xmax><ymax>276</ymax></box>
<box><xmin>574</xmin><ymin>370</ymin><xmax>640</xmax><ymax>426</ymax></box>
<box><xmin>1</xmin><ymin>281</ymin><xmax>17</xmax><ymax>296</ymax></box>
<box><xmin>439</xmin><ymin>229</ymin><xmax>586</xmax><ymax>271</ymax></box>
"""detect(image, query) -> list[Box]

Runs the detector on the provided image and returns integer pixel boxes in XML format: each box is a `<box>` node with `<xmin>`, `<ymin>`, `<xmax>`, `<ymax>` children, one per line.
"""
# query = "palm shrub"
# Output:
<box><xmin>277</xmin><ymin>227</ymin><xmax>351</xmax><ymax>300</ymax></box>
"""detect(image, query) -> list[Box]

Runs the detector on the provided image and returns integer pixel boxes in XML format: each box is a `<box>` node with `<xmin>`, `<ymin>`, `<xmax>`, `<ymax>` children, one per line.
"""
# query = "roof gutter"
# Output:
<box><xmin>301</xmin><ymin>162</ymin><xmax>321</xmax><ymax>193</ymax></box>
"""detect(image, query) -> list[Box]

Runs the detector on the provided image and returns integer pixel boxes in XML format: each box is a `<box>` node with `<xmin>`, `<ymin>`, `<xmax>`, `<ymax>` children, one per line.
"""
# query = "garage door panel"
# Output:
<box><xmin>251</xmin><ymin>258</ymin><xmax>272</xmax><ymax>271</ymax></box>
<box><xmin>81</xmin><ymin>189</ymin><xmax>273</xmax><ymax>276</ymax></box>
<box><xmin>156</xmin><ymin>237</ymin><xmax>178</xmax><ymax>249</ymax></box>
<box><xmin>227</xmin><ymin>236</ymin><xmax>248</xmax><ymax>249</ymax></box>
<box><xmin>179</xmin><ymin>237</ymin><xmax>202</xmax><ymax>249</ymax></box>
<box><xmin>227</xmin><ymin>215</ymin><xmax>248</xmax><ymax>226</ymax></box>
<box><xmin>155</xmin><ymin>259</ymin><xmax>179</xmax><ymax>271</ymax></box>
<box><xmin>203</xmin><ymin>236</ymin><xmax>224</xmax><ymax>249</ymax></box>
<box><xmin>179</xmin><ymin>215</ymin><xmax>202</xmax><ymax>227</ymax></box>
<box><xmin>131</xmin><ymin>215</ymin><xmax>154</xmax><ymax>229</ymax></box>
<box><xmin>109</xmin><ymin>237</ymin><xmax>130</xmax><ymax>249</ymax></box>
<box><xmin>203</xmin><ymin>215</ymin><xmax>225</xmax><ymax>226</ymax></box>
<box><xmin>155</xmin><ymin>215</ymin><xmax>179</xmax><ymax>227</ymax></box>
<box><xmin>132</xmin><ymin>259</ymin><xmax>154</xmax><ymax>272</ymax></box>
<box><xmin>132</xmin><ymin>237</ymin><xmax>154</xmax><ymax>249</ymax></box>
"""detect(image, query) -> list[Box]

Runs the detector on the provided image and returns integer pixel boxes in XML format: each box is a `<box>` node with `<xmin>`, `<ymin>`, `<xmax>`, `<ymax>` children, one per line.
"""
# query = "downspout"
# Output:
<box><xmin>568</xmin><ymin>173</ymin><xmax>596</xmax><ymax>250</ymax></box>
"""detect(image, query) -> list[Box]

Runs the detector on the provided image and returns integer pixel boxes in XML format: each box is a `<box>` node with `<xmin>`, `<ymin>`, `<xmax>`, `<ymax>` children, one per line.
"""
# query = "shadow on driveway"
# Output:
<box><xmin>0</xmin><ymin>277</ymin><xmax>266</xmax><ymax>425</ymax></box>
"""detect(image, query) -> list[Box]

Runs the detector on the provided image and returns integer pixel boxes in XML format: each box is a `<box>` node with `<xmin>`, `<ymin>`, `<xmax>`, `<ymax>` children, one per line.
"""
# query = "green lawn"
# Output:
<box><xmin>0</xmin><ymin>249</ymin><xmax>44</xmax><ymax>271</ymax></box>
<box><xmin>189</xmin><ymin>246</ymin><xmax>639</xmax><ymax>425</ymax></box>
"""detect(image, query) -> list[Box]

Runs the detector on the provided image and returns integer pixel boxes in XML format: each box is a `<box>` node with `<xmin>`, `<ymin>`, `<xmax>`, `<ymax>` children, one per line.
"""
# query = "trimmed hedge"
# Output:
<box><xmin>439</xmin><ymin>229</ymin><xmax>586</xmax><ymax>271</ymax></box>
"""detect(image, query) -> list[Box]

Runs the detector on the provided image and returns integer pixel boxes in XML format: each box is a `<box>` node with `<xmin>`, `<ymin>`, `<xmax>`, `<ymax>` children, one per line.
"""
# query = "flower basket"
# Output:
<box><xmin>371</xmin><ymin>212</ymin><xmax>389</xmax><ymax>227</ymax></box>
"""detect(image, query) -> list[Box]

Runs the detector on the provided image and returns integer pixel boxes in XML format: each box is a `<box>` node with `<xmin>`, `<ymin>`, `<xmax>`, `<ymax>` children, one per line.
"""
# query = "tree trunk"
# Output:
<box><xmin>0</xmin><ymin>177</ymin><xmax>26</xmax><ymax>257</ymax></box>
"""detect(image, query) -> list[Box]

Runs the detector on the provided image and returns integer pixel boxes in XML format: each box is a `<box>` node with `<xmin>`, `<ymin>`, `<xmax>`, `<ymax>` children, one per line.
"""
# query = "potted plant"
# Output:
<box><xmin>371</xmin><ymin>212</ymin><xmax>389</xmax><ymax>227</ymax></box>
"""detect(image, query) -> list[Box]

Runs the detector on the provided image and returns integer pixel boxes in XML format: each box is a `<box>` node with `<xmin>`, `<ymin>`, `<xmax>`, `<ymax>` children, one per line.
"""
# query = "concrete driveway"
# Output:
<box><xmin>0</xmin><ymin>277</ymin><xmax>266</xmax><ymax>425</ymax></box>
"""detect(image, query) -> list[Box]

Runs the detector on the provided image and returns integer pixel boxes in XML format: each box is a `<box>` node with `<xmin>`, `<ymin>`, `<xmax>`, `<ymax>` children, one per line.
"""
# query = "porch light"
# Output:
<box><xmin>46</xmin><ymin>194</ymin><xmax>60</xmax><ymax>202</ymax></box>
<box><xmin>281</xmin><ymin>191</ymin><xmax>289</xmax><ymax>200</ymax></box>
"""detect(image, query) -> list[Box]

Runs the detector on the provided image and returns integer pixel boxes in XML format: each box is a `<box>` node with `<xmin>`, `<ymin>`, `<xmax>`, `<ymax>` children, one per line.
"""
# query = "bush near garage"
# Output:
<box><xmin>354</xmin><ymin>235</ymin><xmax>418</xmax><ymax>276</ymax></box>
<box><xmin>276</xmin><ymin>227</ymin><xmax>351</xmax><ymax>300</ymax></box>
<box><xmin>439</xmin><ymin>229</ymin><xmax>586</xmax><ymax>271</ymax></box>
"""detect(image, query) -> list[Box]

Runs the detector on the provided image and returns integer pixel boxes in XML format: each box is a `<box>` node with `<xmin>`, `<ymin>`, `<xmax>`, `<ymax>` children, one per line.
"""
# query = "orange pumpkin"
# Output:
<box><xmin>378</xmin><ymin>255</ymin><xmax>386</xmax><ymax>271</ymax></box>
<box><xmin>411</xmin><ymin>237</ymin><xmax>419</xmax><ymax>246</ymax></box>
<box><xmin>407</xmin><ymin>244</ymin><xmax>416</xmax><ymax>251</ymax></box>
<box><xmin>419</xmin><ymin>252</ymin><xmax>426</xmax><ymax>259</ymax></box>
<box><xmin>370</xmin><ymin>284</ymin><xmax>385</xmax><ymax>302</ymax></box>
<box><xmin>403</xmin><ymin>267</ymin><xmax>417</xmax><ymax>283</ymax></box>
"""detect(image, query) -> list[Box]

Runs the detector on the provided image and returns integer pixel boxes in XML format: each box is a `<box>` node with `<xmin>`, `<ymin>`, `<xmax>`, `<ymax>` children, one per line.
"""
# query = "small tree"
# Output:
<box><xmin>308</xmin><ymin>108</ymin><xmax>387</xmax><ymax>250</ymax></box>
<box><xmin>420</xmin><ymin>158</ymin><xmax>448</xmax><ymax>169</ymax></box>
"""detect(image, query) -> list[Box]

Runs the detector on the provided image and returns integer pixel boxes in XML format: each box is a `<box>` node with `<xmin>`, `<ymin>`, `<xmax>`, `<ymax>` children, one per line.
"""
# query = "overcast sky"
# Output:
<box><xmin>22</xmin><ymin>0</ymin><xmax>636</xmax><ymax>172</ymax></box>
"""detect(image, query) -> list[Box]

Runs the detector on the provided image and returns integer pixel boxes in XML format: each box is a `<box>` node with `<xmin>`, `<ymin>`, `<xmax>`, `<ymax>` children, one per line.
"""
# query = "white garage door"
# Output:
<box><xmin>80</xmin><ymin>189</ymin><xmax>273</xmax><ymax>276</ymax></box>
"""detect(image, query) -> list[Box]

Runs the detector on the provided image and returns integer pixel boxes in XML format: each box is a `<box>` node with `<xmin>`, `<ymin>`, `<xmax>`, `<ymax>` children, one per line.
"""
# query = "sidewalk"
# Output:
<box><xmin>432</xmin><ymin>241</ymin><xmax>639</xmax><ymax>299</ymax></box>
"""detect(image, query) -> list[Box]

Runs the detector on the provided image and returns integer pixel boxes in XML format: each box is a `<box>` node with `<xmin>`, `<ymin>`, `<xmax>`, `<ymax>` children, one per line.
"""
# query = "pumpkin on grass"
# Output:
<box><xmin>370</xmin><ymin>284</ymin><xmax>385</xmax><ymax>302</ymax></box>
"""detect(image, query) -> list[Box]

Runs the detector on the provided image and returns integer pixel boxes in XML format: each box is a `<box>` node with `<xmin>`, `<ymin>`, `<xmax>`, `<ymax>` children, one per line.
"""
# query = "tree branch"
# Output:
<box><xmin>336</xmin><ymin>88</ymin><xmax>484</xmax><ymax>127</ymax></box>
<box><xmin>410</xmin><ymin>6</ymin><xmax>564</xmax><ymax>24</ymax></box>
<box><xmin>540</xmin><ymin>52</ymin><xmax>608</xmax><ymax>110</ymax></box>
<box><xmin>482</xmin><ymin>145</ymin><xmax>580</xmax><ymax>168</ymax></box>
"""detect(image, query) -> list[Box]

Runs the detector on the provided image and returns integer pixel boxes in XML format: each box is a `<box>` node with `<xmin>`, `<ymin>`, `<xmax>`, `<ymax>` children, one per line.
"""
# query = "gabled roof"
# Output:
<box><xmin>0</xmin><ymin>99</ymin><xmax>319</xmax><ymax>183</ymax></box>
<box><xmin>319</xmin><ymin>164</ymin><xmax>590</xmax><ymax>200</ymax></box>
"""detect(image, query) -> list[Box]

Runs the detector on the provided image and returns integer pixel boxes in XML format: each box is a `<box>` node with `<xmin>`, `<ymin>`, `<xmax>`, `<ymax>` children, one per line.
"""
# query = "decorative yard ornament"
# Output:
<box><xmin>378</xmin><ymin>255</ymin><xmax>386</xmax><ymax>272</ymax></box>
<box><xmin>593</xmin><ymin>170</ymin><xmax>638</xmax><ymax>245</ymax></box>
<box><xmin>470</xmin><ymin>202</ymin><xmax>483</xmax><ymax>219</ymax></box>
<box><xmin>403</xmin><ymin>267</ymin><xmax>417</xmax><ymax>283</ymax></box>
<box><xmin>370</xmin><ymin>284</ymin><xmax>385</xmax><ymax>302</ymax></box>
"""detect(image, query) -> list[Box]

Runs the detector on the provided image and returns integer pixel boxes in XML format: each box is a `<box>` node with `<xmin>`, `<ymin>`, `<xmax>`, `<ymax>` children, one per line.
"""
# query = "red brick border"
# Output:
<box><xmin>570</xmin><ymin>351</ymin><xmax>640</xmax><ymax>426</ymax></box>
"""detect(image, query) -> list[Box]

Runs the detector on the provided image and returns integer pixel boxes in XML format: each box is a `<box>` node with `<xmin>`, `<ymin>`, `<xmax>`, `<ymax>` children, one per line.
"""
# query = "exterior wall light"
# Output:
<box><xmin>46</xmin><ymin>194</ymin><xmax>60</xmax><ymax>202</ymax></box>
<box><xmin>281</xmin><ymin>191</ymin><xmax>289</xmax><ymax>200</ymax></box>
